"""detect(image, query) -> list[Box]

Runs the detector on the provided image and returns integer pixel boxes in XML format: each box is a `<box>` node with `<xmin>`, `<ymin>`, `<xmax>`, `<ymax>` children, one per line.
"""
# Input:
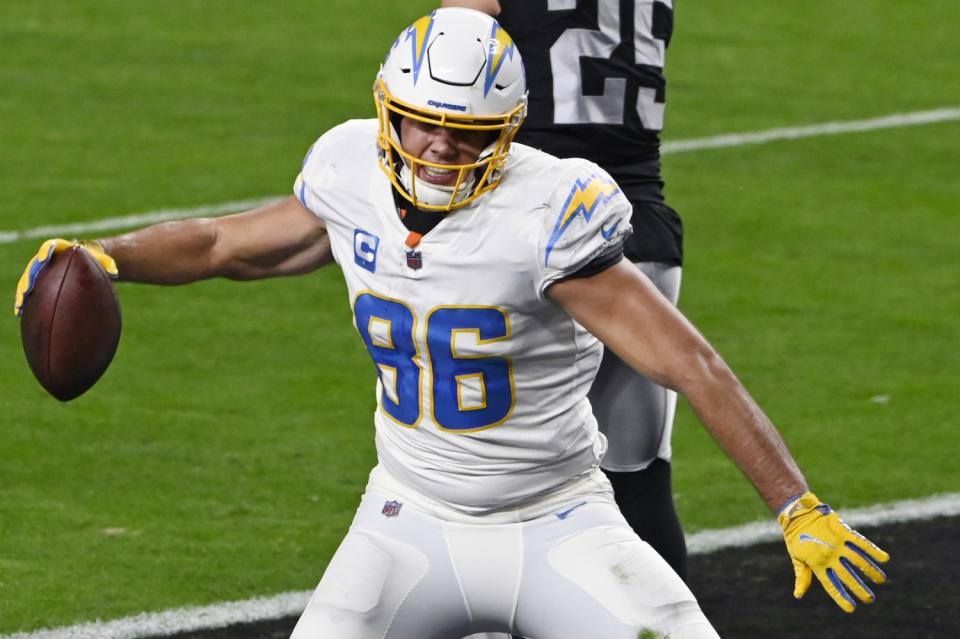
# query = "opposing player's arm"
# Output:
<box><xmin>99</xmin><ymin>195</ymin><xmax>332</xmax><ymax>284</ymax></box>
<box><xmin>547</xmin><ymin>259</ymin><xmax>807</xmax><ymax>511</ymax></box>
<box><xmin>440</xmin><ymin>0</ymin><xmax>500</xmax><ymax>16</ymax></box>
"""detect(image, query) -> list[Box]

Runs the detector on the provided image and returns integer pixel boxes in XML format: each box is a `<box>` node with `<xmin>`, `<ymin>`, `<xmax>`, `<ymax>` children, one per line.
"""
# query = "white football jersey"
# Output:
<box><xmin>294</xmin><ymin>119</ymin><xmax>633</xmax><ymax>513</ymax></box>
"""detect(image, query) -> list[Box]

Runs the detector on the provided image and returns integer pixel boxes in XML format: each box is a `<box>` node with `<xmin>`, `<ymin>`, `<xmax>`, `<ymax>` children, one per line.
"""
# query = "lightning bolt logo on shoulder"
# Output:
<box><xmin>544</xmin><ymin>174</ymin><xmax>621</xmax><ymax>266</ymax></box>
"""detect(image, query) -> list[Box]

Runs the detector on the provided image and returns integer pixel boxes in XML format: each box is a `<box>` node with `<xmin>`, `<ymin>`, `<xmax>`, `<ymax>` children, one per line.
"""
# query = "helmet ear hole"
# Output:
<box><xmin>389</xmin><ymin>113</ymin><xmax>404</xmax><ymax>142</ymax></box>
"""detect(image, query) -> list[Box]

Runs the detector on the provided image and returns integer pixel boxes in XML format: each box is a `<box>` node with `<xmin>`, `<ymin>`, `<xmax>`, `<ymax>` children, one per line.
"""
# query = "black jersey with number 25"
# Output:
<box><xmin>498</xmin><ymin>0</ymin><xmax>673</xmax><ymax>175</ymax></box>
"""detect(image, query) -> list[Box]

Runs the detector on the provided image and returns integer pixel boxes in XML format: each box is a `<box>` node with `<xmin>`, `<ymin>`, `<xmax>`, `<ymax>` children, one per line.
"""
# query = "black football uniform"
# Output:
<box><xmin>497</xmin><ymin>0</ymin><xmax>682</xmax><ymax>265</ymax></box>
<box><xmin>497</xmin><ymin>0</ymin><xmax>689</xmax><ymax>582</ymax></box>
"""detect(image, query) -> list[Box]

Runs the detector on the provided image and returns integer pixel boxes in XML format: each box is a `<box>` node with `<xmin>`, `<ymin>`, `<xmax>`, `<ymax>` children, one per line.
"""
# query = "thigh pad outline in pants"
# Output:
<box><xmin>290</xmin><ymin>530</ymin><xmax>430</xmax><ymax>639</ymax></box>
<box><xmin>515</xmin><ymin>502</ymin><xmax>718</xmax><ymax>639</ymax></box>
<box><xmin>290</xmin><ymin>494</ymin><xmax>473</xmax><ymax>639</ymax></box>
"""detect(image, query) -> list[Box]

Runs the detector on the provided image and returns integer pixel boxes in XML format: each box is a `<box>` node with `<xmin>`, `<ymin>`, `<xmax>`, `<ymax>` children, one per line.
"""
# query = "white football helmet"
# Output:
<box><xmin>375</xmin><ymin>8</ymin><xmax>527</xmax><ymax>212</ymax></box>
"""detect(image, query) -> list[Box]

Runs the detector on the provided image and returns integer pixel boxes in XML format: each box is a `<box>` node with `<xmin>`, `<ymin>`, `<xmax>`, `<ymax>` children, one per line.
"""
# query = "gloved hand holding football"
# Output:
<box><xmin>15</xmin><ymin>238</ymin><xmax>121</xmax><ymax>401</ymax></box>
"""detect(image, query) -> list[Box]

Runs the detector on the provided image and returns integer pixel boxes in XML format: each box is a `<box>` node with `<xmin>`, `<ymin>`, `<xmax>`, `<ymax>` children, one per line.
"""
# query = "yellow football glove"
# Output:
<box><xmin>14</xmin><ymin>238</ymin><xmax>118</xmax><ymax>316</ymax></box>
<box><xmin>778</xmin><ymin>492</ymin><xmax>889</xmax><ymax>612</ymax></box>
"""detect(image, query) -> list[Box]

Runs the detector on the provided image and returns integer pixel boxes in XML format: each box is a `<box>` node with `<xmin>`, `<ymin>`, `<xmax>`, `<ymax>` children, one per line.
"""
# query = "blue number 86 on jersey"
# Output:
<box><xmin>354</xmin><ymin>292</ymin><xmax>515</xmax><ymax>432</ymax></box>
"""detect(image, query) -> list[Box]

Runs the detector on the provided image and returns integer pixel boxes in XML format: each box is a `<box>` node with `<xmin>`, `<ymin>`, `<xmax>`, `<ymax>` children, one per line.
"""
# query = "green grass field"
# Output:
<box><xmin>1</xmin><ymin>0</ymin><xmax>958</xmax><ymax>633</ymax></box>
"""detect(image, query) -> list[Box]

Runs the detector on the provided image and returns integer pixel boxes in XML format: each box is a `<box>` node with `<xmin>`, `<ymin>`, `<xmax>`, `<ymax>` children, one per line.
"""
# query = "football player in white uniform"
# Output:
<box><xmin>15</xmin><ymin>8</ymin><xmax>889</xmax><ymax>639</ymax></box>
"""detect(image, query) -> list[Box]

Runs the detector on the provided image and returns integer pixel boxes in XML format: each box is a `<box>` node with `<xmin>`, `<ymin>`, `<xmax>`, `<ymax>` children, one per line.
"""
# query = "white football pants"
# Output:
<box><xmin>290</xmin><ymin>466</ymin><xmax>718</xmax><ymax>639</ymax></box>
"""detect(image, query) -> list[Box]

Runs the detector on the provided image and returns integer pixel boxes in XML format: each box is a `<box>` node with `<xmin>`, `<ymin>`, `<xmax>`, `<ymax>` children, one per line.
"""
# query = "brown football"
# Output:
<box><xmin>20</xmin><ymin>246</ymin><xmax>121</xmax><ymax>401</ymax></box>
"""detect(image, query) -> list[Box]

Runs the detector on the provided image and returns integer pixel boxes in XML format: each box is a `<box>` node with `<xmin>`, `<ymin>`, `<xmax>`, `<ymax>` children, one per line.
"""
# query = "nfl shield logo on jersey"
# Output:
<box><xmin>381</xmin><ymin>500</ymin><xmax>403</xmax><ymax>517</ymax></box>
<box><xmin>405</xmin><ymin>250</ymin><xmax>422</xmax><ymax>270</ymax></box>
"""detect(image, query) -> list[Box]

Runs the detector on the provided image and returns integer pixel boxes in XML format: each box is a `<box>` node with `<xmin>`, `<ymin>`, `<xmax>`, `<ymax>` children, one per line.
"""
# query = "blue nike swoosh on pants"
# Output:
<box><xmin>555</xmin><ymin>501</ymin><xmax>588</xmax><ymax>519</ymax></box>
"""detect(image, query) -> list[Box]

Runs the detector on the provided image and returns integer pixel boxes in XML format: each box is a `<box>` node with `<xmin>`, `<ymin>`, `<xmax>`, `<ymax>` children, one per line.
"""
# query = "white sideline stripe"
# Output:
<box><xmin>685</xmin><ymin>491</ymin><xmax>960</xmax><ymax>554</ymax></box>
<box><xmin>0</xmin><ymin>592</ymin><xmax>313</xmax><ymax>639</ymax></box>
<box><xmin>3</xmin><ymin>493</ymin><xmax>958</xmax><ymax>639</ymax></box>
<box><xmin>0</xmin><ymin>197</ymin><xmax>279</xmax><ymax>246</ymax></box>
<box><xmin>661</xmin><ymin>106</ymin><xmax>960</xmax><ymax>154</ymax></box>
<box><xmin>2</xmin><ymin>106</ymin><xmax>959</xmax><ymax>247</ymax></box>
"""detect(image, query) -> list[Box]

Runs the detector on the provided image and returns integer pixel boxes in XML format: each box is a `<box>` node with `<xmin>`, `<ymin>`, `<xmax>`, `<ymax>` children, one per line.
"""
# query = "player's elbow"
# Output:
<box><xmin>671</xmin><ymin>343</ymin><xmax>735</xmax><ymax>398</ymax></box>
<box><xmin>201</xmin><ymin>217</ymin><xmax>242</xmax><ymax>279</ymax></box>
<box><xmin>202</xmin><ymin>216</ymin><xmax>278</xmax><ymax>280</ymax></box>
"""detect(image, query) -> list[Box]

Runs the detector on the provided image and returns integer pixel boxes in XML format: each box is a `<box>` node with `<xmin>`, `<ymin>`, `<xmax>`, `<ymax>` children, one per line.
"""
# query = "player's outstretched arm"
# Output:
<box><xmin>547</xmin><ymin>259</ymin><xmax>889</xmax><ymax>611</ymax></box>
<box><xmin>548</xmin><ymin>259</ymin><xmax>807</xmax><ymax>510</ymax></box>
<box><xmin>15</xmin><ymin>197</ymin><xmax>330</xmax><ymax>313</ymax></box>
<box><xmin>99</xmin><ymin>195</ymin><xmax>332</xmax><ymax>285</ymax></box>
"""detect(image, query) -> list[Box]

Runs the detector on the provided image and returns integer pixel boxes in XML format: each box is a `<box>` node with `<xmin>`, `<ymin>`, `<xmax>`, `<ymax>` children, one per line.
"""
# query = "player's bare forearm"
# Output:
<box><xmin>678</xmin><ymin>348</ymin><xmax>808</xmax><ymax>511</ymax></box>
<box><xmin>548</xmin><ymin>260</ymin><xmax>807</xmax><ymax>511</ymax></box>
<box><xmin>99</xmin><ymin>216</ymin><xmax>219</xmax><ymax>284</ymax></box>
<box><xmin>99</xmin><ymin>196</ymin><xmax>332</xmax><ymax>284</ymax></box>
<box><xmin>440</xmin><ymin>0</ymin><xmax>500</xmax><ymax>16</ymax></box>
